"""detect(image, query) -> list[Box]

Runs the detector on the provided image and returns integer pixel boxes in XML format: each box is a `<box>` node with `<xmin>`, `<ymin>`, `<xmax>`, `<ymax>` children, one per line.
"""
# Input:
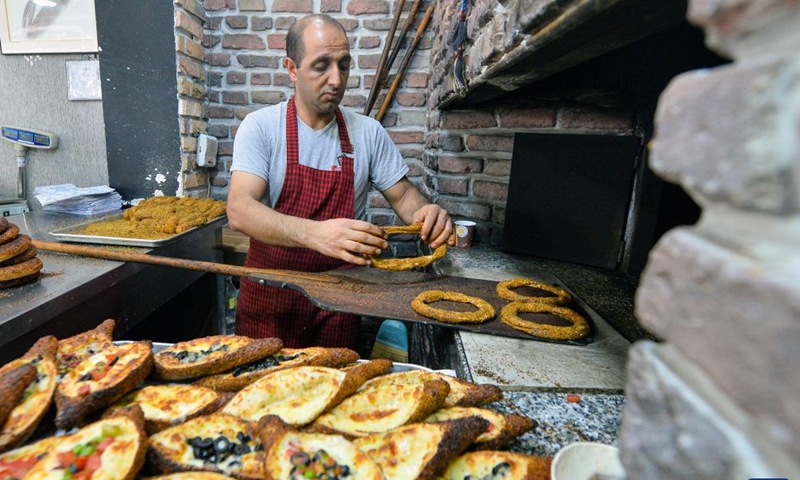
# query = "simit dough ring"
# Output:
<box><xmin>369</xmin><ymin>223</ymin><xmax>448</xmax><ymax>271</ymax></box>
<box><xmin>496</xmin><ymin>277</ymin><xmax>572</xmax><ymax>305</ymax></box>
<box><xmin>0</xmin><ymin>272</ymin><xmax>40</xmax><ymax>289</ymax></box>
<box><xmin>0</xmin><ymin>224</ymin><xmax>19</xmax><ymax>245</ymax></box>
<box><xmin>500</xmin><ymin>302</ymin><xmax>589</xmax><ymax>340</ymax></box>
<box><xmin>0</xmin><ymin>234</ymin><xmax>32</xmax><ymax>263</ymax></box>
<box><xmin>0</xmin><ymin>245</ymin><xmax>38</xmax><ymax>268</ymax></box>
<box><xmin>0</xmin><ymin>257</ymin><xmax>43</xmax><ymax>282</ymax></box>
<box><xmin>0</xmin><ymin>217</ymin><xmax>8</xmax><ymax>234</ymax></box>
<box><xmin>411</xmin><ymin>290</ymin><xmax>495</xmax><ymax>324</ymax></box>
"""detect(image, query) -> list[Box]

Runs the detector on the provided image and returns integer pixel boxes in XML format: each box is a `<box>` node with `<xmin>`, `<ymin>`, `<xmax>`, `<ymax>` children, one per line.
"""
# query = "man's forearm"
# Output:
<box><xmin>389</xmin><ymin>183</ymin><xmax>431</xmax><ymax>224</ymax></box>
<box><xmin>228</xmin><ymin>196</ymin><xmax>313</xmax><ymax>248</ymax></box>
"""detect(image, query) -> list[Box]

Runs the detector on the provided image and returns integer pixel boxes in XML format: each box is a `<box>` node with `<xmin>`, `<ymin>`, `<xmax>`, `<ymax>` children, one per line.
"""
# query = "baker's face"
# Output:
<box><xmin>287</xmin><ymin>23</ymin><xmax>351</xmax><ymax>119</ymax></box>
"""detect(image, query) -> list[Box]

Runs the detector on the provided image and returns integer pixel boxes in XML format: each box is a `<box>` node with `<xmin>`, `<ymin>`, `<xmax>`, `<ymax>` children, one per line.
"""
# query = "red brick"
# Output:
<box><xmin>178</xmin><ymin>57</ymin><xmax>205</xmax><ymax>80</ymax></box>
<box><xmin>251</xmin><ymin>73</ymin><xmax>271</xmax><ymax>85</ymax></box>
<box><xmin>211</xmin><ymin>175</ymin><xmax>229</xmax><ymax>187</ymax></box>
<box><xmin>227</xmin><ymin>71</ymin><xmax>246</xmax><ymax>84</ymax></box>
<box><xmin>389</xmin><ymin>130</ymin><xmax>424</xmax><ymax>144</ymax></box>
<box><xmin>218</xmin><ymin>141</ymin><xmax>234</xmax><ymax>156</ymax></box>
<box><xmin>498</xmin><ymin>107</ymin><xmax>557</xmax><ymax>128</ymax></box>
<box><xmin>473</xmin><ymin>180</ymin><xmax>508</xmax><ymax>201</ymax></box>
<box><xmin>272</xmin><ymin>0</ymin><xmax>313</xmax><ymax>12</ymax></box>
<box><xmin>225</xmin><ymin>15</ymin><xmax>248</xmax><ymax>29</ymax></box>
<box><xmin>321</xmin><ymin>0</ymin><xmax>342</xmax><ymax>12</ymax></box>
<box><xmin>437</xmin><ymin>177</ymin><xmax>468</xmax><ymax>195</ymax></box>
<box><xmin>347</xmin><ymin>0</ymin><xmax>389</xmax><ymax>15</ymax></box>
<box><xmin>347</xmin><ymin>76</ymin><xmax>360</xmax><ymax>88</ymax></box>
<box><xmin>267</xmin><ymin>33</ymin><xmax>287</xmax><ymax>50</ymax></box>
<box><xmin>465</xmin><ymin>135</ymin><xmax>514</xmax><ymax>152</ymax></box>
<box><xmin>558</xmin><ymin>107</ymin><xmax>633</xmax><ymax>131</ymax></box>
<box><xmin>273</xmin><ymin>73</ymin><xmax>293</xmax><ymax>86</ymax></box>
<box><xmin>440</xmin><ymin>110</ymin><xmax>497</xmax><ymax>129</ymax></box>
<box><xmin>252</xmin><ymin>16</ymin><xmax>272</xmax><ymax>30</ymax></box>
<box><xmin>426</xmin><ymin>133</ymin><xmax>464</xmax><ymax>152</ymax></box>
<box><xmin>252</xmin><ymin>91</ymin><xmax>286</xmax><ymax>104</ymax></box>
<box><xmin>206</xmin><ymin>17</ymin><xmax>223</xmax><ymax>30</ymax></box>
<box><xmin>363</xmin><ymin>18</ymin><xmax>392</xmax><ymax>30</ymax></box>
<box><xmin>275</xmin><ymin>17</ymin><xmax>296</xmax><ymax>30</ymax></box>
<box><xmin>438</xmin><ymin>199</ymin><xmax>491</xmax><ymax>220</ymax></box>
<box><xmin>222</xmin><ymin>34</ymin><xmax>266</xmax><ymax>50</ymax></box>
<box><xmin>235</xmin><ymin>107</ymin><xmax>256</xmax><ymax>120</ymax></box>
<box><xmin>406</xmin><ymin>161</ymin><xmax>423</xmax><ymax>177</ymax></box>
<box><xmin>338</xmin><ymin>18</ymin><xmax>359</xmax><ymax>31</ymax></box>
<box><xmin>484</xmin><ymin>159</ymin><xmax>510</xmax><ymax>176</ymax></box>
<box><xmin>239</xmin><ymin>0</ymin><xmax>266</xmax><ymax>11</ymax></box>
<box><xmin>396</xmin><ymin>92</ymin><xmax>425</xmax><ymax>107</ymax></box>
<box><xmin>359</xmin><ymin>36</ymin><xmax>381</xmax><ymax>49</ymax></box>
<box><xmin>203</xmin><ymin>34</ymin><xmax>221</xmax><ymax>48</ymax></box>
<box><xmin>405</xmin><ymin>72</ymin><xmax>428</xmax><ymax>88</ymax></box>
<box><xmin>380</xmin><ymin>113</ymin><xmax>397</xmax><ymax>128</ymax></box>
<box><xmin>358</xmin><ymin>54</ymin><xmax>382</xmax><ymax>69</ymax></box>
<box><xmin>207</xmin><ymin>52</ymin><xmax>231</xmax><ymax>66</ymax></box>
<box><xmin>208</xmin><ymin>106</ymin><xmax>234</xmax><ymax>118</ymax></box>
<box><xmin>184</xmin><ymin>171</ymin><xmax>209</xmax><ymax>189</ymax></box>
<box><xmin>206</xmin><ymin>89</ymin><xmax>220</xmax><ymax>102</ymax></box>
<box><xmin>438</xmin><ymin>156</ymin><xmax>482</xmax><ymax>174</ymax></box>
<box><xmin>368</xmin><ymin>192</ymin><xmax>391</xmax><ymax>208</ymax></box>
<box><xmin>237</xmin><ymin>54</ymin><xmax>280</xmax><ymax>68</ymax></box>
<box><xmin>341</xmin><ymin>95</ymin><xmax>366</xmax><ymax>108</ymax></box>
<box><xmin>204</xmin><ymin>0</ymin><xmax>233</xmax><ymax>11</ymax></box>
<box><xmin>222</xmin><ymin>91</ymin><xmax>248</xmax><ymax>104</ymax></box>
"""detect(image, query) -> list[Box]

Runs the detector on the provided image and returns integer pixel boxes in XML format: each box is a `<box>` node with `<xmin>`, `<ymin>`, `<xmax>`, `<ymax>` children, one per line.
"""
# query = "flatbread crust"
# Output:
<box><xmin>425</xmin><ymin>407</ymin><xmax>538</xmax><ymax>450</ymax></box>
<box><xmin>148</xmin><ymin>473</ymin><xmax>238</xmax><ymax>480</ymax></box>
<box><xmin>222</xmin><ymin>360</ymin><xmax>391</xmax><ymax>426</ymax></box>
<box><xmin>21</xmin><ymin>406</ymin><xmax>148</xmax><ymax>480</ymax></box>
<box><xmin>257</xmin><ymin>415</ymin><xmax>384</xmax><ymax>480</ymax></box>
<box><xmin>0</xmin><ymin>336</ymin><xmax>58</xmax><ymax>453</ymax></box>
<box><xmin>307</xmin><ymin>379</ymin><xmax>450</xmax><ymax>439</ymax></box>
<box><xmin>55</xmin><ymin>341</ymin><xmax>154</xmax><ymax>429</ymax></box>
<box><xmin>110</xmin><ymin>384</ymin><xmax>230</xmax><ymax>435</ymax></box>
<box><xmin>57</xmin><ymin>319</ymin><xmax>116</xmax><ymax>380</ymax></box>
<box><xmin>148</xmin><ymin>413</ymin><xmax>264</xmax><ymax>480</ymax></box>
<box><xmin>441</xmin><ymin>451</ymin><xmax>552</xmax><ymax>480</ymax></box>
<box><xmin>193</xmin><ymin>347</ymin><xmax>359</xmax><ymax>392</ymax></box>
<box><xmin>154</xmin><ymin>336</ymin><xmax>282</xmax><ymax>381</ymax></box>
<box><xmin>353</xmin><ymin>417</ymin><xmax>489</xmax><ymax>480</ymax></box>
<box><xmin>359</xmin><ymin>370</ymin><xmax>503</xmax><ymax>408</ymax></box>
<box><xmin>0</xmin><ymin>435</ymin><xmax>64</xmax><ymax>480</ymax></box>
<box><xmin>0</xmin><ymin>365</ymin><xmax>36</xmax><ymax>430</ymax></box>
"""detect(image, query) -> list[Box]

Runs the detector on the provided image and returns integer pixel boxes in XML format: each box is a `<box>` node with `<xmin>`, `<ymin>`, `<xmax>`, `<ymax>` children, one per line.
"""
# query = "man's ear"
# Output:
<box><xmin>284</xmin><ymin>57</ymin><xmax>298</xmax><ymax>83</ymax></box>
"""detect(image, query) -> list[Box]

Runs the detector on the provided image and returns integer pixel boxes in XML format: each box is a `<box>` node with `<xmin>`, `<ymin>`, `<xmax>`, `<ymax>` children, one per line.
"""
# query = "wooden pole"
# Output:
<box><xmin>377</xmin><ymin>0</ymin><xmax>423</xmax><ymax>94</ymax></box>
<box><xmin>363</xmin><ymin>0</ymin><xmax>405</xmax><ymax>116</ymax></box>
<box><xmin>375</xmin><ymin>5</ymin><xmax>434</xmax><ymax>123</ymax></box>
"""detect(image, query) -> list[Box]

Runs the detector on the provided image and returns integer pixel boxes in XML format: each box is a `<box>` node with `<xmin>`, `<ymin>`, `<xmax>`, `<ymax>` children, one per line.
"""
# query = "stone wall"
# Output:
<box><xmin>619</xmin><ymin>0</ymin><xmax>800</xmax><ymax>477</ymax></box>
<box><xmin>201</xmin><ymin>0</ymin><xmax>436</xmax><ymax>224</ymax></box>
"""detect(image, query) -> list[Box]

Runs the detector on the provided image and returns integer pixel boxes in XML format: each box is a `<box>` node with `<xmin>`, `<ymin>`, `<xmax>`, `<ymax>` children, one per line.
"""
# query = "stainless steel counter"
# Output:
<box><xmin>0</xmin><ymin>211</ymin><xmax>223</xmax><ymax>364</ymax></box>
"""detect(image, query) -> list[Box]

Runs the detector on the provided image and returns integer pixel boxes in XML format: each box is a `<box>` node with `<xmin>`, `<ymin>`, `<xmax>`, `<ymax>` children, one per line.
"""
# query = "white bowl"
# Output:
<box><xmin>551</xmin><ymin>442</ymin><xmax>625</xmax><ymax>480</ymax></box>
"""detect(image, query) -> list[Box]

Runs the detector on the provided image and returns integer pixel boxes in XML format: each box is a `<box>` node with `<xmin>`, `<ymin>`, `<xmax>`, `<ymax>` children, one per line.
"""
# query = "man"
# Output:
<box><xmin>227</xmin><ymin>14</ymin><xmax>453</xmax><ymax>349</ymax></box>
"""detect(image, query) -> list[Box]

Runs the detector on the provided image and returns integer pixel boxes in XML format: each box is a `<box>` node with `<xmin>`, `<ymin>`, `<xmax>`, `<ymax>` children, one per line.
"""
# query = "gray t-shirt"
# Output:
<box><xmin>231</xmin><ymin>101</ymin><xmax>409</xmax><ymax>220</ymax></box>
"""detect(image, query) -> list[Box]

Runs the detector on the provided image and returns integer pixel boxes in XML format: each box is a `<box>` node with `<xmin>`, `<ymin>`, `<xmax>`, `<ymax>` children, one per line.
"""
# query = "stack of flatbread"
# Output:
<box><xmin>0</xmin><ymin>218</ymin><xmax>42</xmax><ymax>289</ymax></box>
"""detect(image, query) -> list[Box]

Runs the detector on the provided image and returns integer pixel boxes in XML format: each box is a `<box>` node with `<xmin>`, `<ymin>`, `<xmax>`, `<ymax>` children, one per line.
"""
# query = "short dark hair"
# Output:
<box><xmin>286</xmin><ymin>14</ymin><xmax>347</xmax><ymax>66</ymax></box>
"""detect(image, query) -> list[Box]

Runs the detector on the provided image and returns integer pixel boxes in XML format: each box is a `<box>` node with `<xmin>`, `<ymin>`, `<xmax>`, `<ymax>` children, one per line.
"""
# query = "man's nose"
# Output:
<box><xmin>327</xmin><ymin>65</ymin><xmax>345</xmax><ymax>87</ymax></box>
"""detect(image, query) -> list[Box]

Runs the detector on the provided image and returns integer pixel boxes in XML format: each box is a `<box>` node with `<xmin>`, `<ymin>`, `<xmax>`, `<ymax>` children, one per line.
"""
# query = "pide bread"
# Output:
<box><xmin>55</xmin><ymin>341</ymin><xmax>154</xmax><ymax>429</ymax></box>
<box><xmin>0</xmin><ymin>336</ymin><xmax>58</xmax><ymax>453</ymax></box>
<box><xmin>147</xmin><ymin>473</ymin><xmax>238</xmax><ymax>480</ymax></box>
<box><xmin>148</xmin><ymin>413</ymin><xmax>264</xmax><ymax>480</ymax></box>
<box><xmin>257</xmin><ymin>415</ymin><xmax>384</xmax><ymax>480</ymax></box>
<box><xmin>222</xmin><ymin>360</ymin><xmax>391</xmax><ymax>426</ymax></box>
<box><xmin>307</xmin><ymin>379</ymin><xmax>450</xmax><ymax>439</ymax></box>
<box><xmin>193</xmin><ymin>347</ymin><xmax>359</xmax><ymax>392</ymax></box>
<box><xmin>110</xmin><ymin>384</ymin><xmax>230</xmax><ymax>435</ymax></box>
<box><xmin>441</xmin><ymin>451</ymin><xmax>552</xmax><ymax>480</ymax></box>
<box><xmin>352</xmin><ymin>417</ymin><xmax>489</xmax><ymax>480</ymax></box>
<box><xmin>0</xmin><ymin>365</ymin><xmax>36</xmax><ymax>430</ymax></box>
<box><xmin>21</xmin><ymin>405</ymin><xmax>148</xmax><ymax>480</ymax></box>
<box><xmin>358</xmin><ymin>370</ymin><xmax>503</xmax><ymax>408</ymax></box>
<box><xmin>57</xmin><ymin>319</ymin><xmax>116</xmax><ymax>380</ymax></box>
<box><xmin>425</xmin><ymin>407</ymin><xmax>537</xmax><ymax>450</ymax></box>
<box><xmin>0</xmin><ymin>435</ymin><xmax>64</xmax><ymax>480</ymax></box>
<box><xmin>154</xmin><ymin>336</ymin><xmax>282</xmax><ymax>381</ymax></box>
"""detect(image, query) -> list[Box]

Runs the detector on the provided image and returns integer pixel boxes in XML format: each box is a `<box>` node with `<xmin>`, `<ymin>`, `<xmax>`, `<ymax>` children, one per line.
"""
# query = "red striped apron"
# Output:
<box><xmin>235</xmin><ymin>98</ymin><xmax>360</xmax><ymax>349</ymax></box>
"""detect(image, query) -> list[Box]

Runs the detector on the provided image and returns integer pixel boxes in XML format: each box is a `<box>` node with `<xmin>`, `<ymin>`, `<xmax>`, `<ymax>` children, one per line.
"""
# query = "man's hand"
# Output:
<box><xmin>412</xmin><ymin>204</ymin><xmax>454</xmax><ymax>248</ymax></box>
<box><xmin>306</xmin><ymin>218</ymin><xmax>389</xmax><ymax>266</ymax></box>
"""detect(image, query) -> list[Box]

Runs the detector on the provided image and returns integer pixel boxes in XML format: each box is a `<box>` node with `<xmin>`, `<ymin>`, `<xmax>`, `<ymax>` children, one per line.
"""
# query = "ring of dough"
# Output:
<box><xmin>411</xmin><ymin>290</ymin><xmax>495</xmax><ymax>324</ymax></box>
<box><xmin>0</xmin><ymin>257</ymin><xmax>43</xmax><ymax>282</ymax></box>
<box><xmin>0</xmin><ymin>224</ymin><xmax>19</xmax><ymax>245</ymax></box>
<box><xmin>369</xmin><ymin>223</ymin><xmax>448</xmax><ymax>271</ymax></box>
<box><xmin>0</xmin><ymin>234</ymin><xmax>32</xmax><ymax>263</ymax></box>
<box><xmin>496</xmin><ymin>278</ymin><xmax>572</xmax><ymax>305</ymax></box>
<box><xmin>500</xmin><ymin>302</ymin><xmax>589</xmax><ymax>340</ymax></box>
<box><xmin>0</xmin><ymin>217</ymin><xmax>8</xmax><ymax>234</ymax></box>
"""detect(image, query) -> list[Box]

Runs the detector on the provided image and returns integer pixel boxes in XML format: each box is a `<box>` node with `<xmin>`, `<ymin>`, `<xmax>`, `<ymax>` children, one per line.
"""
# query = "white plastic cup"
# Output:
<box><xmin>551</xmin><ymin>442</ymin><xmax>625</xmax><ymax>480</ymax></box>
<box><xmin>454</xmin><ymin>220</ymin><xmax>476</xmax><ymax>248</ymax></box>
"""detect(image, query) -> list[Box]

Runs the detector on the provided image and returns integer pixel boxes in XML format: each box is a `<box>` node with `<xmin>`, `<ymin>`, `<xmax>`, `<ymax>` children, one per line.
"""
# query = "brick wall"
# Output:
<box><xmin>619</xmin><ymin>0</ymin><xmax>800</xmax><ymax>477</ymax></box>
<box><xmin>202</xmin><ymin>0</ymin><xmax>436</xmax><ymax>225</ymax></box>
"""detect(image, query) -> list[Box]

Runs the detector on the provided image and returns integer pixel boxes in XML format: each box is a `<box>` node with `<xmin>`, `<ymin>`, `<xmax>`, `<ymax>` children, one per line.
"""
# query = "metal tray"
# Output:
<box><xmin>50</xmin><ymin>213</ymin><xmax>227</xmax><ymax>248</ymax></box>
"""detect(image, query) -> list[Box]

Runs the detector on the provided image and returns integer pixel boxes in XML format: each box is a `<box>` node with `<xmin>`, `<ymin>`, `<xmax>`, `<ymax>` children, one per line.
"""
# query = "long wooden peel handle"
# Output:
<box><xmin>364</xmin><ymin>0</ymin><xmax>406</xmax><ymax>116</ymax></box>
<box><xmin>379</xmin><ymin>0</ymin><xmax>423</xmax><ymax>92</ymax></box>
<box><xmin>375</xmin><ymin>5</ymin><xmax>434</xmax><ymax>122</ymax></box>
<box><xmin>32</xmin><ymin>239</ymin><xmax>340</xmax><ymax>284</ymax></box>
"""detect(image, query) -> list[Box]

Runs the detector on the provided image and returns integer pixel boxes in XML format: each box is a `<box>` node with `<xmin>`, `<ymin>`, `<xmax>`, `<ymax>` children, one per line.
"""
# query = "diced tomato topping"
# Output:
<box><xmin>0</xmin><ymin>456</ymin><xmax>39</xmax><ymax>478</ymax></box>
<box><xmin>73</xmin><ymin>471</ymin><xmax>93</xmax><ymax>480</ymax></box>
<box><xmin>85</xmin><ymin>452</ymin><xmax>102</xmax><ymax>472</ymax></box>
<box><xmin>57</xmin><ymin>451</ymin><xmax>78</xmax><ymax>469</ymax></box>
<box><xmin>78</xmin><ymin>384</ymin><xmax>91</xmax><ymax>396</ymax></box>
<box><xmin>96</xmin><ymin>437</ymin><xmax>114</xmax><ymax>453</ymax></box>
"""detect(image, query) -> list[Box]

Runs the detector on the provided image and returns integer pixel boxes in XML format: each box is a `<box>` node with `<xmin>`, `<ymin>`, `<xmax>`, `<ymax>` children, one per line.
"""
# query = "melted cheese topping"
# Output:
<box><xmin>353</xmin><ymin>424</ymin><xmax>441</xmax><ymax>480</ymax></box>
<box><xmin>21</xmin><ymin>416</ymin><xmax>141</xmax><ymax>480</ymax></box>
<box><xmin>312</xmin><ymin>384</ymin><xmax>426</xmax><ymax>436</ymax></box>
<box><xmin>443</xmin><ymin>451</ymin><xmax>530</xmax><ymax>480</ymax></box>
<box><xmin>156</xmin><ymin>337</ymin><xmax>249</xmax><ymax>366</ymax></box>
<box><xmin>0</xmin><ymin>357</ymin><xmax>57</xmax><ymax>444</ymax></box>
<box><xmin>147</xmin><ymin>473</ymin><xmax>237</xmax><ymax>480</ymax></box>
<box><xmin>150</xmin><ymin>414</ymin><xmax>263</xmax><ymax>478</ymax></box>
<box><xmin>267</xmin><ymin>433</ymin><xmax>383</xmax><ymax>480</ymax></box>
<box><xmin>359</xmin><ymin>370</ymin><xmax>470</xmax><ymax>407</ymax></box>
<box><xmin>114</xmin><ymin>385</ymin><xmax>219</xmax><ymax>424</ymax></box>
<box><xmin>222</xmin><ymin>366</ymin><xmax>344</xmax><ymax>425</ymax></box>
<box><xmin>58</xmin><ymin>343</ymin><xmax>149</xmax><ymax>397</ymax></box>
<box><xmin>425</xmin><ymin>407</ymin><xmax>501</xmax><ymax>442</ymax></box>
